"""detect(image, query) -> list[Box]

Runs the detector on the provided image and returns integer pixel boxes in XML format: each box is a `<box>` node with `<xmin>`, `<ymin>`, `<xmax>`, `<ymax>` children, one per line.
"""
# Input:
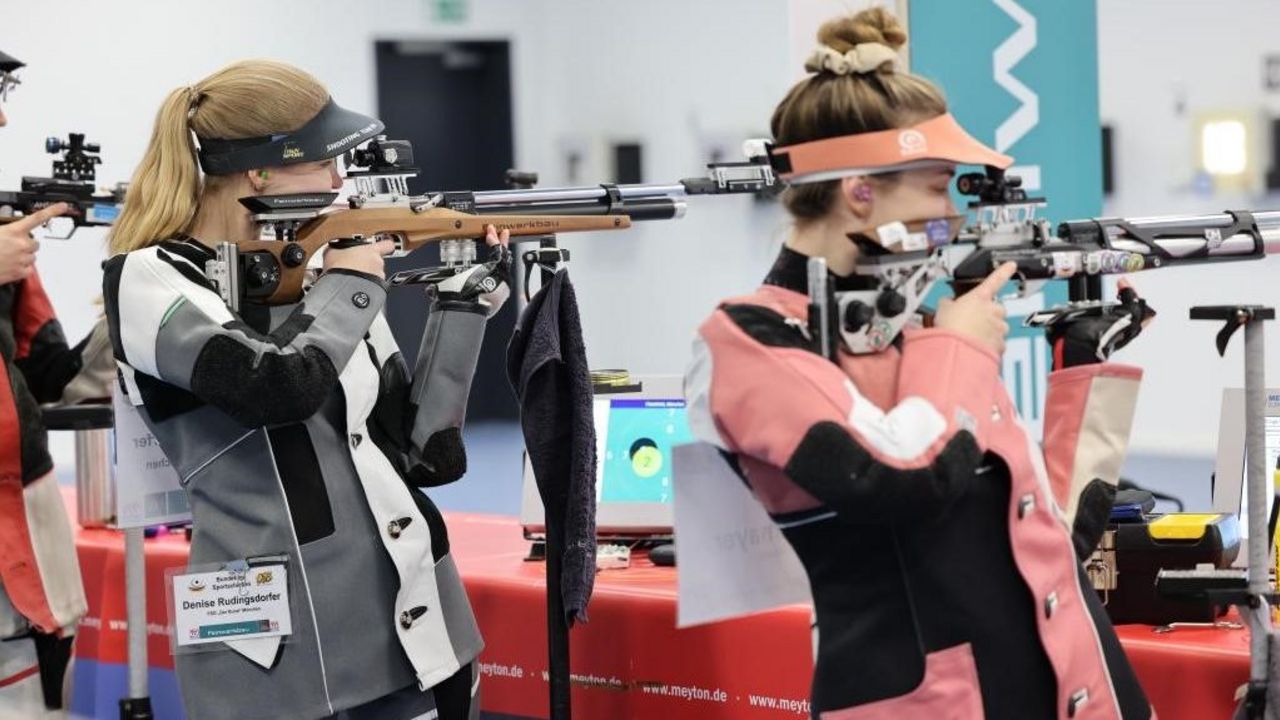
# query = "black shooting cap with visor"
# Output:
<box><xmin>0</xmin><ymin>50</ymin><xmax>24</xmax><ymax>73</ymax></box>
<box><xmin>197</xmin><ymin>98</ymin><xmax>384</xmax><ymax>175</ymax></box>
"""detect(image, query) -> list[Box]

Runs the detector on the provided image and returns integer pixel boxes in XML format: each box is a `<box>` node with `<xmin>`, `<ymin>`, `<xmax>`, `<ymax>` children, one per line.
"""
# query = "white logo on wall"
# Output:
<box><xmin>993</xmin><ymin>0</ymin><xmax>1042</xmax><ymax>192</ymax></box>
<box><xmin>993</xmin><ymin>0</ymin><xmax>1045</xmax><ymax>433</ymax></box>
<box><xmin>898</xmin><ymin>129</ymin><xmax>927</xmax><ymax>156</ymax></box>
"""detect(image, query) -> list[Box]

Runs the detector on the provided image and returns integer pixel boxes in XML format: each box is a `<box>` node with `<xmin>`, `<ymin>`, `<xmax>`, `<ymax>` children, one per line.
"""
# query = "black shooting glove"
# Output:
<box><xmin>1048</xmin><ymin>286</ymin><xmax>1155</xmax><ymax>370</ymax></box>
<box><xmin>432</xmin><ymin>243</ymin><xmax>513</xmax><ymax>315</ymax></box>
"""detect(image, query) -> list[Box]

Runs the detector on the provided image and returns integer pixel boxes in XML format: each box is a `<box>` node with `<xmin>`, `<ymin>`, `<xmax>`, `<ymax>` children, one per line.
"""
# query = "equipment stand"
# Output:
<box><xmin>1190</xmin><ymin>305</ymin><xmax>1276</xmax><ymax>720</ymax></box>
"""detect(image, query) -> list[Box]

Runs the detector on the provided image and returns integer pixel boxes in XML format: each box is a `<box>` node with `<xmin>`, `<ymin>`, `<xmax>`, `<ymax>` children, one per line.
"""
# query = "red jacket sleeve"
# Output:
<box><xmin>11</xmin><ymin>269</ymin><xmax>83</xmax><ymax>403</ymax></box>
<box><xmin>1040</xmin><ymin>362</ymin><xmax>1143</xmax><ymax>523</ymax></box>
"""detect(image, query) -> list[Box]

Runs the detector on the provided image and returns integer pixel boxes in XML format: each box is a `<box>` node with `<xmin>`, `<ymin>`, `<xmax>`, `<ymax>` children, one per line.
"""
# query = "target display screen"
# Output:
<box><xmin>595</xmin><ymin>398</ymin><xmax>693</xmax><ymax>504</ymax></box>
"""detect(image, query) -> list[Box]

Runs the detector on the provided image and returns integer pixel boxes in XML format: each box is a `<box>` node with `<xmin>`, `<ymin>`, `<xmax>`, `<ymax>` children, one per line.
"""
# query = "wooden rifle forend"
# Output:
<box><xmin>239</xmin><ymin>206</ymin><xmax>632</xmax><ymax>305</ymax></box>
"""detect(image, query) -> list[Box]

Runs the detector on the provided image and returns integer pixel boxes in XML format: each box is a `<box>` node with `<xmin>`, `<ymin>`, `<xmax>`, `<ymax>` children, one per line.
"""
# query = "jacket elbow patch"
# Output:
<box><xmin>407</xmin><ymin>427</ymin><xmax>467</xmax><ymax>487</ymax></box>
<box><xmin>720</xmin><ymin>303</ymin><xmax>817</xmax><ymax>352</ymax></box>
<box><xmin>783</xmin><ymin>421</ymin><xmax>981</xmax><ymax>517</ymax></box>
<box><xmin>190</xmin><ymin>338</ymin><xmax>337</xmax><ymax>427</ymax></box>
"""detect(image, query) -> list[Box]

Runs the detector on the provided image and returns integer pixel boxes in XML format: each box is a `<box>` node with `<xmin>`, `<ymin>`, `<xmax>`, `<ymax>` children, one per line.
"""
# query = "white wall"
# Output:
<box><xmin>3</xmin><ymin>0</ymin><xmax>807</xmax><ymax>466</ymax></box>
<box><xmin>2</xmin><ymin>0</ymin><xmax>549</xmax><ymax>344</ymax></box>
<box><xmin>1098</xmin><ymin>0</ymin><xmax>1280</xmax><ymax>456</ymax></box>
<box><xmin>15</xmin><ymin>0</ymin><xmax>1258</xmax><ymax>463</ymax></box>
<box><xmin>5</xmin><ymin>1</ymin><xmax>921</xmax><ymax>377</ymax></box>
<box><xmin>523</xmin><ymin>0</ymin><xmax>794</xmax><ymax>373</ymax></box>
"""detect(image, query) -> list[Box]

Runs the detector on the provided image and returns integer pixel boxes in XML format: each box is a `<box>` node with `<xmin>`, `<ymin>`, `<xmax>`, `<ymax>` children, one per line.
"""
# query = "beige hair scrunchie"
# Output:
<box><xmin>805</xmin><ymin>42</ymin><xmax>898</xmax><ymax>76</ymax></box>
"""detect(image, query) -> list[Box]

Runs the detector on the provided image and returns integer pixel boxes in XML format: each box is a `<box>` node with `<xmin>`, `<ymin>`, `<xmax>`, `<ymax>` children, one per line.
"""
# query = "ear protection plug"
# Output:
<box><xmin>852</xmin><ymin>184</ymin><xmax>873</xmax><ymax>202</ymax></box>
<box><xmin>258</xmin><ymin>170</ymin><xmax>269</xmax><ymax>180</ymax></box>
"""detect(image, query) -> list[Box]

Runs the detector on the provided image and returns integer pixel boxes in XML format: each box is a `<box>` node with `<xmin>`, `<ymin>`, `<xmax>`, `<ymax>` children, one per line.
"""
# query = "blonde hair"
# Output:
<box><xmin>771</xmin><ymin>8</ymin><xmax>948</xmax><ymax>221</ymax></box>
<box><xmin>108</xmin><ymin>60</ymin><xmax>329</xmax><ymax>254</ymax></box>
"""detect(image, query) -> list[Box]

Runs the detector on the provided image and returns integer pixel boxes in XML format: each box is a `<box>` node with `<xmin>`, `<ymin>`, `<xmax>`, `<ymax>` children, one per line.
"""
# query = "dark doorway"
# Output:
<box><xmin>375</xmin><ymin>39</ymin><xmax>518</xmax><ymax>421</ymax></box>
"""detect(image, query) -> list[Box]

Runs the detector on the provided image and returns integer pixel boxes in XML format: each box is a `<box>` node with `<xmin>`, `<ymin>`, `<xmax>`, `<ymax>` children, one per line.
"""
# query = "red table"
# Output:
<box><xmin>1115</xmin><ymin>621</ymin><xmax>1250</xmax><ymax>720</ymax></box>
<box><xmin>75</xmin><ymin>527</ymin><xmax>187</xmax><ymax>672</ymax></box>
<box><xmin>450</xmin><ymin>514</ymin><xmax>814</xmax><ymax>718</ymax></box>
<box><xmin>73</xmin><ymin>512</ymin><xmax>1250</xmax><ymax>720</ymax></box>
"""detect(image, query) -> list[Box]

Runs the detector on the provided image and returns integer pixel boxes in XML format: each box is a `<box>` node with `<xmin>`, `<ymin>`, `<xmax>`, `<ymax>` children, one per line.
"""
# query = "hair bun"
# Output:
<box><xmin>817</xmin><ymin>7</ymin><xmax>908</xmax><ymax>55</ymax></box>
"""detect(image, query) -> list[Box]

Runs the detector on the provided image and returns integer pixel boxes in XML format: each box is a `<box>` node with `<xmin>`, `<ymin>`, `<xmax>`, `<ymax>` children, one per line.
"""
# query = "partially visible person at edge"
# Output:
<box><xmin>0</xmin><ymin>47</ymin><xmax>113</xmax><ymax>720</ymax></box>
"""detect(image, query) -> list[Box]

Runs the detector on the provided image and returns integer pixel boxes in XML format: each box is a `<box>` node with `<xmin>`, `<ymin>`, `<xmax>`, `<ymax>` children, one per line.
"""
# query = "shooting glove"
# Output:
<box><xmin>1048</xmin><ymin>286</ymin><xmax>1155</xmax><ymax>370</ymax></box>
<box><xmin>432</xmin><ymin>243</ymin><xmax>512</xmax><ymax>316</ymax></box>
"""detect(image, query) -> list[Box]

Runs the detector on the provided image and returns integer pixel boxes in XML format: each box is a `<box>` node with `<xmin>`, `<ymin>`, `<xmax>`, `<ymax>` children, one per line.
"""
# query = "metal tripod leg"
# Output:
<box><xmin>1244</xmin><ymin>317</ymin><xmax>1271</xmax><ymax>719</ymax></box>
<box><xmin>1192</xmin><ymin>305</ymin><xmax>1277</xmax><ymax>719</ymax></box>
<box><xmin>118</xmin><ymin>527</ymin><xmax>152</xmax><ymax>719</ymax></box>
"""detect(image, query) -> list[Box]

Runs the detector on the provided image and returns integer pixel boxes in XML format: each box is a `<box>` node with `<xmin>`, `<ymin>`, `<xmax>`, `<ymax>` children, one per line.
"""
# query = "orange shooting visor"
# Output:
<box><xmin>769</xmin><ymin>113</ymin><xmax>1013</xmax><ymax>184</ymax></box>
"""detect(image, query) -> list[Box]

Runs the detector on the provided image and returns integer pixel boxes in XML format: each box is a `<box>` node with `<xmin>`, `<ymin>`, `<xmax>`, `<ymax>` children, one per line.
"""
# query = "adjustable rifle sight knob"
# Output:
<box><xmin>45</xmin><ymin>134</ymin><xmax>99</xmax><ymax>155</ymax></box>
<box><xmin>247</xmin><ymin>264</ymin><xmax>273</xmax><ymax>289</ymax></box>
<box><xmin>844</xmin><ymin>301</ymin><xmax>875</xmax><ymax>333</ymax></box>
<box><xmin>504</xmin><ymin>170</ymin><xmax>539</xmax><ymax>189</ymax></box>
<box><xmin>876</xmin><ymin>289</ymin><xmax>908</xmax><ymax>318</ymax></box>
<box><xmin>282</xmin><ymin>243</ymin><xmax>307</xmax><ymax>268</ymax></box>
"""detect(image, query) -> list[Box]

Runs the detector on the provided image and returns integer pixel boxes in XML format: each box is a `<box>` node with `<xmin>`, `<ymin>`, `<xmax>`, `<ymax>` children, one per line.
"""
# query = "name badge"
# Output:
<box><xmin>172</xmin><ymin>565</ymin><xmax>291</xmax><ymax>647</ymax></box>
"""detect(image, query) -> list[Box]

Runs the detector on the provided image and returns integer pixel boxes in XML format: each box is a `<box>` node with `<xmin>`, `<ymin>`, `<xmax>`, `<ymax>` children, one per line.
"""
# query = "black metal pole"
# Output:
<box><xmin>545</xmin><ymin>518</ymin><xmax>571</xmax><ymax>720</ymax></box>
<box><xmin>538</xmin><ymin>233</ymin><xmax>571</xmax><ymax>720</ymax></box>
<box><xmin>504</xmin><ymin>167</ymin><xmax>574</xmax><ymax>719</ymax></box>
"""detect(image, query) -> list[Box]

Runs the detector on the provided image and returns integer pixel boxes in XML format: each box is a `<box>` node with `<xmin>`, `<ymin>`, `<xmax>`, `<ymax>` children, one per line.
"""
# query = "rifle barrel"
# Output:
<box><xmin>1060</xmin><ymin>210</ymin><xmax>1280</xmax><ymax>259</ymax></box>
<box><xmin>469</xmin><ymin>197</ymin><xmax>684</xmax><ymax>221</ymax></box>
<box><xmin>1123</xmin><ymin>211</ymin><xmax>1280</xmax><ymax>249</ymax></box>
<box><xmin>470</xmin><ymin>183</ymin><xmax>690</xmax><ymax>206</ymax></box>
